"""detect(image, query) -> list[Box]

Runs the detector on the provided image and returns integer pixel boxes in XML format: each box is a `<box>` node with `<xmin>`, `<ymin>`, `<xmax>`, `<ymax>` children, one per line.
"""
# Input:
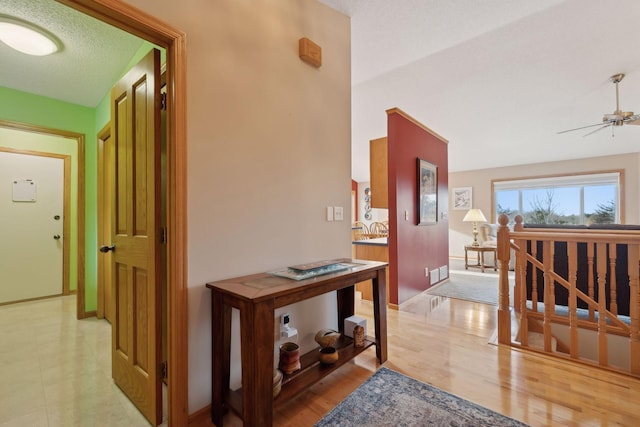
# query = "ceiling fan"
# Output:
<box><xmin>558</xmin><ymin>73</ymin><xmax>640</xmax><ymax>137</ymax></box>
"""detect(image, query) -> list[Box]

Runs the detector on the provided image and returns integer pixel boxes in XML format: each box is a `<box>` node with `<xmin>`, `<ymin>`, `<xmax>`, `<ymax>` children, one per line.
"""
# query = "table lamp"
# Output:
<box><xmin>463</xmin><ymin>208</ymin><xmax>487</xmax><ymax>246</ymax></box>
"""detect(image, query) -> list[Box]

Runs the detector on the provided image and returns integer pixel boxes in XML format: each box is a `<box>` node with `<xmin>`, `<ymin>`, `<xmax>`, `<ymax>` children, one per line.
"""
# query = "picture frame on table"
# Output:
<box><xmin>417</xmin><ymin>158</ymin><xmax>437</xmax><ymax>225</ymax></box>
<box><xmin>452</xmin><ymin>187</ymin><xmax>472</xmax><ymax>210</ymax></box>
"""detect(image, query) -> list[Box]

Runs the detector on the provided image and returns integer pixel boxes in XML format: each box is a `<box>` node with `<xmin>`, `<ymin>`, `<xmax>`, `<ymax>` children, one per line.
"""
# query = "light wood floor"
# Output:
<box><xmin>222</xmin><ymin>285</ymin><xmax>640</xmax><ymax>426</ymax></box>
<box><xmin>4</xmin><ymin>280</ymin><xmax>639</xmax><ymax>426</ymax></box>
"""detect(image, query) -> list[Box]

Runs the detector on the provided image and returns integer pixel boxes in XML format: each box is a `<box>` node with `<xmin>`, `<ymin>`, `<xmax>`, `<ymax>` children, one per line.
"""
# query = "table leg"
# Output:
<box><xmin>480</xmin><ymin>250</ymin><xmax>485</xmax><ymax>272</ymax></box>
<box><xmin>464</xmin><ymin>247</ymin><xmax>469</xmax><ymax>269</ymax></box>
<box><xmin>372</xmin><ymin>268</ymin><xmax>388</xmax><ymax>363</ymax></box>
<box><xmin>211</xmin><ymin>292</ymin><xmax>231</xmax><ymax>426</ymax></box>
<box><xmin>336</xmin><ymin>285</ymin><xmax>355</xmax><ymax>333</ymax></box>
<box><xmin>239</xmin><ymin>300</ymin><xmax>275</xmax><ymax>427</ymax></box>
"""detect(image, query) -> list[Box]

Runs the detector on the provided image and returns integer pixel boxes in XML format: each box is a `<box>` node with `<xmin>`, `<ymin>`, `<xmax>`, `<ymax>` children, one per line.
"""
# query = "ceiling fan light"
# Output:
<box><xmin>0</xmin><ymin>17</ymin><xmax>61</xmax><ymax>56</ymax></box>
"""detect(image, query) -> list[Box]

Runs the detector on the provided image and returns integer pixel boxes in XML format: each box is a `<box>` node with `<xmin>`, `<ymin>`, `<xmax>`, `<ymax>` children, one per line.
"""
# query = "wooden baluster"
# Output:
<box><xmin>628</xmin><ymin>243</ymin><xmax>640</xmax><ymax>375</ymax></box>
<box><xmin>531</xmin><ymin>239</ymin><xmax>539</xmax><ymax>313</ymax></box>
<box><xmin>514</xmin><ymin>215</ymin><xmax>524</xmax><ymax>314</ymax></box>
<box><xmin>543</xmin><ymin>240</ymin><xmax>553</xmax><ymax>352</ymax></box>
<box><xmin>609</xmin><ymin>244</ymin><xmax>618</xmax><ymax>316</ymax></box>
<box><xmin>568</xmin><ymin>241</ymin><xmax>579</xmax><ymax>359</ymax></box>
<box><xmin>512</xmin><ymin>216</ymin><xmax>529</xmax><ymax>344</ymax></box>
<box><xmin>596</xmin><ymin>242</ymin><xmax>608</xmax><ymax>367</ymax></box>
<box><xmin>588</xmin><ymin>242</ymin><xmax>595</xmax><ymax>321</ymax></box>
<box><xmin>513</xmin><ymin>243</ymin><xmax>521</xmax><ymax>313</ymax></box>
<box><xmin>497</xmin><ymin>214</ymin><xmax>511</xmax><ymax>345</ymax></box>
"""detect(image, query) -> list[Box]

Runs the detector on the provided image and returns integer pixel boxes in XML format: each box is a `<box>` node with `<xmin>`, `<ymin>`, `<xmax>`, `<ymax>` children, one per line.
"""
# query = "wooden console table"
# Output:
<box><xmin>206</xmin><ymin>259</ymin><xmax>388</xmax><ymax>427</ymax></box>
<box><xmin>464</xmin><ymin>245</ymin><xmax>497</xmax><ymax>272</ymax></box>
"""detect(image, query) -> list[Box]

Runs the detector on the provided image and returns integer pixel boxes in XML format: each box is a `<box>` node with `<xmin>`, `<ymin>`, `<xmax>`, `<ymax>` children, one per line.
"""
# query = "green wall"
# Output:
<box><xmin>0</xmin><ymin>86</ymin><xmax>98</xmax><ymax>310</ymax></box>
<box><xmin>0</xmin><ymin>44</ymin><xmax>164</xmax><ymax>313</ymax></box>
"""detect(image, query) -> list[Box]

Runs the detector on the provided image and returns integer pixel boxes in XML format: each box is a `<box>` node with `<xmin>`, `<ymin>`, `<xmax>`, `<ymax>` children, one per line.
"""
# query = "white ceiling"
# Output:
<box><xmin>0</xmin><ymin>0</ymin><xmax>143</xmax><ymax>107</ymax></box>
<box><xmin>319</xmin><ymin>0</ymin><xmax>640</xmax><ymax>180</ymax></box>
<box><xmin>3</xmin><ymin>1</ymin><xmax>640</xmax><ymax>182</ymax></box>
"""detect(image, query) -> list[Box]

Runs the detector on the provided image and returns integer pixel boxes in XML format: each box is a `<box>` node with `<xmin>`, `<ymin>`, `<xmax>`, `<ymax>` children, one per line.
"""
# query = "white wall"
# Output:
<box><xmin>124</xmin><ymin>0</ymin><xmax>351</xmax><ymax>412</ymax></box>
<box><xmin>448</xmin><ymin>153</ymin><xmax>640</xmax><ymax>258</ymax></box>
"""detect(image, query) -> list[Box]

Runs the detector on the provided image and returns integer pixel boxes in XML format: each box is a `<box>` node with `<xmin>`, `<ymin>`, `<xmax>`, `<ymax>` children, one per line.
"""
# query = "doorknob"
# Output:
<box><xmin>99</xmin><ymin>245</ymin><xmax>115</xmax><ymax>253</ymax></box>
<box><xmin>53</xmin><ymin>235</ymin><xmax>61</xmax><ymax>240</ymax></box>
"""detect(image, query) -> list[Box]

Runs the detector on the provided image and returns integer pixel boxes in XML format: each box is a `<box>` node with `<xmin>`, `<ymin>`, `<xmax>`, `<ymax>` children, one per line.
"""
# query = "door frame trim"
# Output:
<box><xmin>58</xmin><ymin>0</ymin><xmax>189</xmax><ymax>424</ymax></box>
<box><xmin>0</xmin><ymin>121</ymin><xmax>85</xmax><ymax>312</ymax></box>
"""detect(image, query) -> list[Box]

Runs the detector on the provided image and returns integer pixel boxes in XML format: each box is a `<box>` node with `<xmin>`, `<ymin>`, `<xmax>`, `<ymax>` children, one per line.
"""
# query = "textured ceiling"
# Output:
<box><xmin>319</xmin><ymin>0</ymin><xmax>640</xmax><ymax>180</ymax></box>
<box><xmin>0</xmin><ymin>0</ymin><xmax>144</xmax><ymax>107</ymax></box>
<box><xmin>3</xmin><ymin>1</ymin><xmax>640</xmax><ymax>181</ymax></box>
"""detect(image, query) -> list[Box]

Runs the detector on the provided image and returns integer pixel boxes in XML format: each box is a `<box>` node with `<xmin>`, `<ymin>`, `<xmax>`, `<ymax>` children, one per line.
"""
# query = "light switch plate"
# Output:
<box><xmin>334</xmin><ymin>206</ymin><xmax>344</xmax><ymax>221</ymax></box>
<box><xmin>326</xmin><ymin>206</ymin><xmax>334</xmax><ymax>221</ymax></box>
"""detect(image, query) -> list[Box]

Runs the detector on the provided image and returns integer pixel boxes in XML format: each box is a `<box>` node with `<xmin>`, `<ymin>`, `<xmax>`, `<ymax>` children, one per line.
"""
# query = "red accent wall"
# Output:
<box><xmin>387</xmin><ymin>109</ymin><xmax>449</xmax><ymax>305</ymax></box>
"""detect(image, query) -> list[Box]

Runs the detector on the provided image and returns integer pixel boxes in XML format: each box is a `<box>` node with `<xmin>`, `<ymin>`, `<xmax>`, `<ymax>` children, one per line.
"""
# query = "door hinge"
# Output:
<box><xmin>160</xmin><ymin>92</ymin><xmax>167</xmax><ymax>111</ymax></box>
<box><xmin>161</xmin><ymin>361</ymin><xmax>168</xmax><ymax>383</ymax></box>
<box><xmin>160</xmin><ymin>227</ymin><xmax>167</xmax><ymax>244</ymax></box>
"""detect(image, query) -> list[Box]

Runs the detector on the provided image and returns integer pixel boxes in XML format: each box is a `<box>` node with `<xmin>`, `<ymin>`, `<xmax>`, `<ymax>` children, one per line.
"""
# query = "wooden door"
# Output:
<box><xmin>110</xmin><ymin>49</ymin><xmax>162</xmax><ymax>425</ymax></box>
<box><xmin>98</xmin><ymin>127</ymin><xmax>115</xmax><ymax>323</ymax></box>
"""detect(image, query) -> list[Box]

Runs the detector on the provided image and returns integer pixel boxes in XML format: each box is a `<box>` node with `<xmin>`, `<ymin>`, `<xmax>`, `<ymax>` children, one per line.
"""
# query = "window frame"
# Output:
<box><xmin>491</xmin><ymin>170</ymin><xmax>625</xmax><ymax>224</ymax></box>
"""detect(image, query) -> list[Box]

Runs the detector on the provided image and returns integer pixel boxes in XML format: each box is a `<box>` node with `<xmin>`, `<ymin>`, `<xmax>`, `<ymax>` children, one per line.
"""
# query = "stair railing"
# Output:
<box><xmin>497</xmin><ymin>214</ymin><xmax>640</xmax><ymax>377</ymax></box>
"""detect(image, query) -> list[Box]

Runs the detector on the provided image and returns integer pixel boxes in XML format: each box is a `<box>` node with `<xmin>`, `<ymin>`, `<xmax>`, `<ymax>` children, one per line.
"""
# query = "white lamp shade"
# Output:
<box><xmin>463</xmin><ymin>208</ymin><xmax>487</xmax><ymax>223</ymax></box>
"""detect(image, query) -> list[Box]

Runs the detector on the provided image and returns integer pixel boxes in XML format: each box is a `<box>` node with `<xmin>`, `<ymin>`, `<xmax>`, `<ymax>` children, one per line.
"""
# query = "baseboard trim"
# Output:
<box><xmin>188</xmin><ymin>405</ymin><xmax>214</xmax><ymax>427</ymax></box>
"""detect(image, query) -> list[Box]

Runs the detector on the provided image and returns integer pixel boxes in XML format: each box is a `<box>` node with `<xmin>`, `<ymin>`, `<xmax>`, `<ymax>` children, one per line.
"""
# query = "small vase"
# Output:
<box><xmin>278</xmin><ymin>342</ymin><xmax>300</xmax><ymax>374</ymax></box>
<box><xmin>318</xmin><ymin>347</ymin><xmax>339</xmax><ymax>365</ymax></box>
<box><xmin>315</xmin><ymin>329</ymin><xmax>341</xmax><ymax>348</ymax></box>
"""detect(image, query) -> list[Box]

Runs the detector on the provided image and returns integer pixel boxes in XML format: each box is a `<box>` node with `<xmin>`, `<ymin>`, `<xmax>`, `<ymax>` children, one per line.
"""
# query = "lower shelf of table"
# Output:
<box><xmin>226</xmin><ymin>335</ymin><xmax>376</xmax><ymax>417</ymax></box>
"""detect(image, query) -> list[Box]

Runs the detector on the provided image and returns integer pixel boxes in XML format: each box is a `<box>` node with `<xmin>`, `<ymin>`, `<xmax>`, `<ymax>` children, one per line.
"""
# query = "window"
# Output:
<box><xmin>493</xmin><ymin>172</ymin><xmax>621</xmax><ymax>225</ymax></box>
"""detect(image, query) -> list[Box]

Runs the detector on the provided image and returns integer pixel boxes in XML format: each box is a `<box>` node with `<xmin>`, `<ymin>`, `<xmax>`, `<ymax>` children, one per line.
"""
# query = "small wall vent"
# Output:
<box><xmin>430</xmin><ymin>269</ymin><xmax>439</xmax><ymax>284</ymax></box>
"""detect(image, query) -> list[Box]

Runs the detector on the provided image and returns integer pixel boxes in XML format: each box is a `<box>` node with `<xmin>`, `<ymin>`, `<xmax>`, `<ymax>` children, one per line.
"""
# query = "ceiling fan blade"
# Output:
<box><xmin>557</xmin><ymin>121</ymin><xmax>609</xmax><ymax>134</ymax></box>
<box><xmin>624</xmin><ymin>114</ymin><xmax>640</xmax><ymax>125</ymax></box>
<box><xmin>582</xmin><ymin>123</ymin><xmax>612</xmax><ymax>137</ymax></box>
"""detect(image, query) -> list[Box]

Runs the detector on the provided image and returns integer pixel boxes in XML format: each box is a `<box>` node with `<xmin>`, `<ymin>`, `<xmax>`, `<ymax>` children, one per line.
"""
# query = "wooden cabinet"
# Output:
<box><xmin>369</xmin><ymin>137</ymin><xmax>388</xmax><ymax>208</ymax></box>
<box><xmin>353</xmin><ymin>240</ymin><xmax>389</xmax><ymax>303</ymax></box>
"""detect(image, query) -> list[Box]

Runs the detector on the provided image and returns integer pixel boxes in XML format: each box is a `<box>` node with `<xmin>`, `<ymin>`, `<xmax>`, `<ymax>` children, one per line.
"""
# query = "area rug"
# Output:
<box><xmin>314</xmin><ymin>367</ymin><xmax>529</xmax><ymax>427</ymax></box>
<box><xmin>425</xmin><ymin>270</ymin><xmax>500</xmax><ymax>305</ymax></box>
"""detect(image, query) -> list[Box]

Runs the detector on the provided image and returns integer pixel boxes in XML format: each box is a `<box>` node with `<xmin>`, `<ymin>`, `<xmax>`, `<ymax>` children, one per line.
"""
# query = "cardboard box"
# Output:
<box><xmin>344</xmin><ymin>315</ymin><xmax>367</xmax><ymax>338</ymax></box>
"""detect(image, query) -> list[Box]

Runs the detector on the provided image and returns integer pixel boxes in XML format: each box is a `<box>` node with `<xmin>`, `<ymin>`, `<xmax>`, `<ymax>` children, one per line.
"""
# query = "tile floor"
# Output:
<box><xmin>0</xmin><ymin>295</ymin><xmax>165</xmax><ymax>426</ymax></box>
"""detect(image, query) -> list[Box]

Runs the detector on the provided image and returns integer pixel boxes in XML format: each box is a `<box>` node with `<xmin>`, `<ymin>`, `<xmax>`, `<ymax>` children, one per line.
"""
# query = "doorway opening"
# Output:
<box><xmin>42</xmin><ymin>0</ymin><xmax>187</xmax><ymax>424</ymax></box>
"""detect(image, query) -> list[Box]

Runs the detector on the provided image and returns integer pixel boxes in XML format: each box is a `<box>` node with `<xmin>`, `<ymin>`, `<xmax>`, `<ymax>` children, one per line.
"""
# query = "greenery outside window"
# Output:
<box><xmin>492</xmin><ymin>172</ymin><xmax>622</xmax><ymax>225</ymax></box>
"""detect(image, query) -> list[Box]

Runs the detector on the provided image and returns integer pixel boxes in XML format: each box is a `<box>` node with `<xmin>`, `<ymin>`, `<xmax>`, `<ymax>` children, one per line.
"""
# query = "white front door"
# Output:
<box><xmin>0</xmin><ymin>151</ymin><xmax>64</xmax><ymax>303</ymax></box>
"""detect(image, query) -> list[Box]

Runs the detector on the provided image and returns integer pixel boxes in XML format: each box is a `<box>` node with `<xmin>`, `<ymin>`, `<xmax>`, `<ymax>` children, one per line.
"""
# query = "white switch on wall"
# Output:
<box><xmin>334</xmin><ymin>206</ymin><xmax>344</xmax><ymax>221</ymax></box>
<box><xmin>326</xmin><ymin>206</ymin><xmax>334</xmax><ymax>221</ymax></box>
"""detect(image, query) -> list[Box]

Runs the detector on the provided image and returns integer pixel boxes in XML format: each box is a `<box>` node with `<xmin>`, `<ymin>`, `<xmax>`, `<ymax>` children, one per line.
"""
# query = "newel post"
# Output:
<box><xmin>497</xmin><ymin>213</ymin><xmax>512</xmax><ymax>344</ymax></box>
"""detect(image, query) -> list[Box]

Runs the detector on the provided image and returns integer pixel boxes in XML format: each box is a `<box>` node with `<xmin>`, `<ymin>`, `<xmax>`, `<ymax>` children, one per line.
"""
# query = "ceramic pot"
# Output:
<box><xmin>278</xmin><ymin>342</ymin><xmax>300</xmax><ymax>374</ymax></box>
<box><xmin>318</xmin><ymin>346</ymin><xmax>339</xmax><ymax>365</ymax></box>
<box><xmin>315</xmin><ymin>329</ymin><xmax>341</xmax><ymax>348</ymax></box>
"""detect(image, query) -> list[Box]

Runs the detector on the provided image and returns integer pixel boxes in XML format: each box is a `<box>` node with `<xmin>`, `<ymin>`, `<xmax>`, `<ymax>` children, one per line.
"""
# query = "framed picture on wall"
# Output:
<box><xmin>452</xmin><ymin>187</ymin><xmax>472</xmax><ymax>210</ymax></box>
<box><xmin>417</xmin><ymin>158</ymin><xmax>437</xmax><ymax>225</ymax></box>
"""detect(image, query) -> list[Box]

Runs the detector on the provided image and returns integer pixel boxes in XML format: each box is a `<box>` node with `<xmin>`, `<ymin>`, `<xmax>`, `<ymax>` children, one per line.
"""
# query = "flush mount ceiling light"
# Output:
<box><xmin>0</xmin><ymin>15</ymin><xmax>62</xmax><ymax>56</ymax></box>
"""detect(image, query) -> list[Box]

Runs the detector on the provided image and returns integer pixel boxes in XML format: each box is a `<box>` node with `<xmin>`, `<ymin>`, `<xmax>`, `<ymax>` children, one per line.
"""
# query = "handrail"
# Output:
<box><xmin>497</xmin><ymin>214</ymin><xmax>640</xmax><ymax>378</ymax></box>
